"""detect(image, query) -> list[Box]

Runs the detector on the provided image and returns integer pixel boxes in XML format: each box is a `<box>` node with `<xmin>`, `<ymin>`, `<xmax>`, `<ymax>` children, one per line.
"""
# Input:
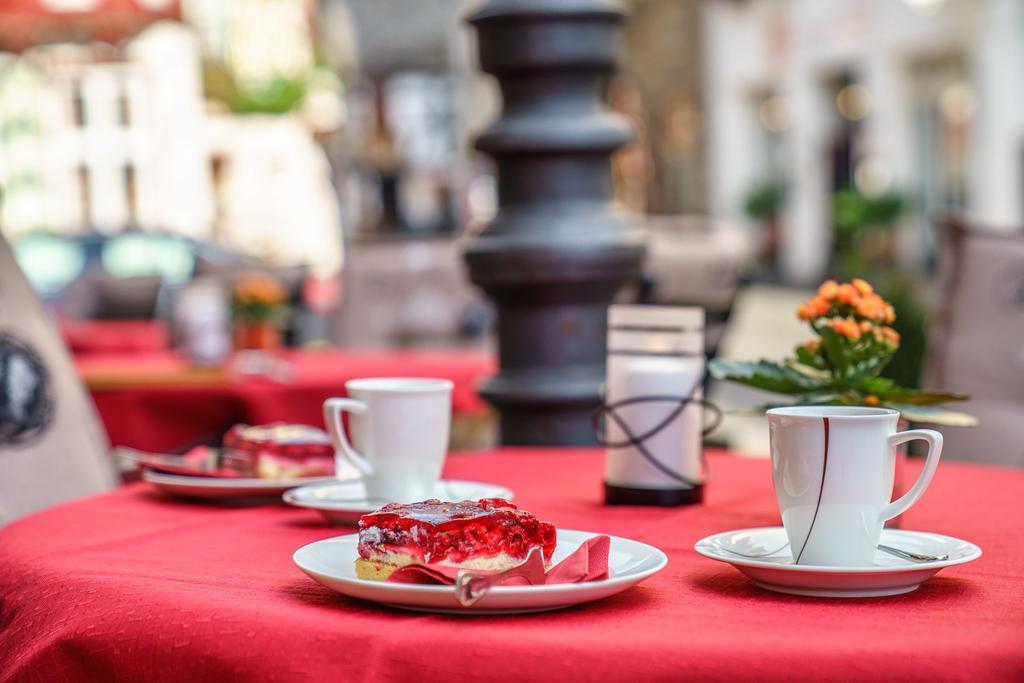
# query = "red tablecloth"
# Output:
<box><xmin>60</xmin><ymin>319</ymin><xmax>170</xmax><ymax>355</ymax></box>
<box><xmin>77</xmin><ymin>349</ymin><xmax>495</xmax><ymax>452</ymax></box>
<box><xmin>1</xmin><ymin>449</ymin><xmax>1021</xmax><ymax>682</ymax></box>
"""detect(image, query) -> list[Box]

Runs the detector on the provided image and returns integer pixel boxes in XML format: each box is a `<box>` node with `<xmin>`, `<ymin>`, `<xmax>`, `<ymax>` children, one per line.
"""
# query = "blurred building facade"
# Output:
<box><xmin>704</xmin><ymin>0</ymin><xmax>1024</xmax><ymax>283</ymax></box>
<box><xmin>621</xmin><ymin>0</ymin><xmax>706</xmax><ymax>215</ymax></box>
<box><xmin>0</xmin><ymin>25</ymin><xmax>213</xmax><ymax>240</ymax></box>
<box><xmin>0</xmin><ymin>1</ymin><xmax>345</xmax><ymax>278</ymax></box>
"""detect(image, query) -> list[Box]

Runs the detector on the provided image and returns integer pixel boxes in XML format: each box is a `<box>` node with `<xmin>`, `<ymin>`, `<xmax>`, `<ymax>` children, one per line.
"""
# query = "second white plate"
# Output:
<box><xmin>143</xmin><ymin>469</ymin><xmax>341</xmax><ymax>499</ymax></box>
<box><xmin>283</xmin><ymin>479</ymin><xmax>515</xmax><ymax>526</ymax></box>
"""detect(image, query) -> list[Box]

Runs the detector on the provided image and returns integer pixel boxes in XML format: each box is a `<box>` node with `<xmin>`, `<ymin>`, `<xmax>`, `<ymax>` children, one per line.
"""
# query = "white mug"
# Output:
<box><xmin>767</xmin><ymin>406</ymin><xmax>942</xmax><ymax>566</ymax></box>
<box><xmin>323</xmin><ymin>377</ymin><xmax>453</xmax><ymax>503</ymax></box>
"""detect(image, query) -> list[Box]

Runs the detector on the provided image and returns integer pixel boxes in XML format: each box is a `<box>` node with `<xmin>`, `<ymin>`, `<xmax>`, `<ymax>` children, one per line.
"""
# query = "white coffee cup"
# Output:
<box><xmin>766</xmin><ymin>406</ymin><xmax>942</xmax><ymax>566</ymax></box>
<box><xmin>323</xmin><ymin>377</ymin><xmax>453</xmax><ymax>503</ymax></box>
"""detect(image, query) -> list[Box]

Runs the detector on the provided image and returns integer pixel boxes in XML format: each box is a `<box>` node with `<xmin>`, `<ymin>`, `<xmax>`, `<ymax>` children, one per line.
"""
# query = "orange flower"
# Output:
<box><xmin>797</xmin><ymin>294</ymin><xmax>831</xmax><ymax>321</ymax></box>
<box><xmin>835</xmin><ymin>283</ymin><xmax>859</xmax><ymax>305</ymax></box>
<box><xmin>234</xmin><ymin>273</ymin><xmax>286</xmax><ymax>307</ymax></box>
<box><xmin>817</xmin><ymin>280</ymin><xmax>839</xmax><ymax>299</ymax></box>
<box><xmin>854</xmin><ymin>298</ymin><xmax>876</xmax><ymax>319</ymax></box>
<box><xmin>880</xmin><ymin>326</ymin><xmax>900</xmax><ymax>347</ymax></box>
<box><xmin>852</xmin><ymin>278</ymin><xmax>874</xmax><ymax>296</ymax></box>
<box><xmin>803</xmin><ymin>340</ymin><xmax>821</xmax><ymax>354</ymax></box>
<box><xmin>884</xmin><ymin>304</ymin><xmax>896</xmax><ymax>324</ymax></box>
<box><xmin>830</xmin><ymin>317</ymin><xmax>861</xmax><ymax>340</ymax></box>
<box><xmin>855</xmin><ymin>294</ymin><xmax>889</xmax><ymax>321</ymax></box>
<box><xmin>859</xmin><ymin>320</ymin><xmax>873</xmax><ymax>333</ymax></box>
<box><xmin>864</xmin><ymin>394</ymin><xmax>880</xmax><ymax>406</ymax></box>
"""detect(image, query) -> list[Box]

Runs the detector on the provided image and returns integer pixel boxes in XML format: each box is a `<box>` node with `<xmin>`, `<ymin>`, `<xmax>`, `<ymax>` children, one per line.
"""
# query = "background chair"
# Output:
<box><xmin>923</xmin><ymin>216</ymin><xmax>1024</xmax><ymax>466</ymax></box>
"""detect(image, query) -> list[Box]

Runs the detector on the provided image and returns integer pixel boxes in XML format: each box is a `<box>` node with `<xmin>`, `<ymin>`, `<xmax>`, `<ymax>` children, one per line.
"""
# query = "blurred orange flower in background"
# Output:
<box><xmin>231</xmin><ymin>272</ymin><xmax>288</xmax><ymax>327</ymax></box>
<box><xmin>234</xmin><ymin>273</ymin><xmax>286</xmax><ymax>307</ymax></box>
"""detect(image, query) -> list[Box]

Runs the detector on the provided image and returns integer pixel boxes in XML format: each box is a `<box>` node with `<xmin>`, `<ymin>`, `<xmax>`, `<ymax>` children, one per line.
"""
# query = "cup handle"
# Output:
<box><xmin>879</xmin><ymin>429</ymin><xmax>943</xmax><ymax>523</ymax></box>
<box><xmin>323</xmin><ymin>398</ymin><xmax>372</xmax><ymax>477</ymax></box>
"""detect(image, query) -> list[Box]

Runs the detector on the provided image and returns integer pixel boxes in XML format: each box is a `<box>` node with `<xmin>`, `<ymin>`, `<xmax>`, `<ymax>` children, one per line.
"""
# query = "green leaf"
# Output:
<box><xmin>785</xmin><ymin>360</ymin><xmax>830</xmax><ymax>381</ymax></box>
<box><xmin>847</xmin><ymin>354</ymin><xmax>892</xmax><ymax>384</ymax></box>
<box><xmin>709</xmin><ymin>359</ymin><xmax>822</xmax><ymax>395</ymax></box>
<box><xmin>884</xmin><ymin>403</ymin><xmax>979</xmax><ymax>427</ymax></box>
<box><xmin>877</xmin><ymin>389</ymin><xmax>971</xmax><ymax>406</ymax></box>
<box><xmin>795</xmin><ymin>345</ymin><xmax>827</xmax><ymax>370</ymax></box>
<box><xmin>792</xmin><ymin>391</ymin><xmax>842</xmax><ymax>405</ymax></box>
<box><xmin>818</xmin><ymin>326</ymin><xmax>850</xmax><ymax>379</ymax></box>
<box><xmin>857</xmin><ymin>376</ymin><xmax>896</xmax><ymax>395</ymax></box>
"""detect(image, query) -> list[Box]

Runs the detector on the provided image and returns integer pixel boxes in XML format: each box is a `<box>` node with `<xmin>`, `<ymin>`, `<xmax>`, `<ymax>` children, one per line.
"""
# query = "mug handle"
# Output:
<box><xmin>879</xmin><ymin>429</ymin><xmax>943</xmax><ymax>523</ymax></box>
<box><xmin>323</xmin><ymin>398</ymin><xmax>373</xmax><ymax>476</ymax></box>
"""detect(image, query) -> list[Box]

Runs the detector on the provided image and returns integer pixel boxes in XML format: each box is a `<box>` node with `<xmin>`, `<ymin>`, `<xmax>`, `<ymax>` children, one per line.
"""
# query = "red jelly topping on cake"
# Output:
<box><xmin>357</xmin><ymin>498</ymin><xmax>557</xmax><ymax>564</ymax></box>
<box><xmin>223</xmin><ymin>423</ymin><xmax>334</xmax><ymax>478</ymax></box>
<box><xmin>223</xmin><ymin>423</ymin><xmax>334</xmax><ymax>459</ymax></box>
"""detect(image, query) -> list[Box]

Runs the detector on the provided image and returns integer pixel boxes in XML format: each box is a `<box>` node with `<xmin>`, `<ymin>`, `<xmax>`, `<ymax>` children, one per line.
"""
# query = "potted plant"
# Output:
<box><xmin>743</xmin><ymin>181</ymin><xmax>786</xmax><ymax>269</ymax></box>
<box><xmin>231</xmin><ymin>273</ymin><xmax>288</xmax><ymax>351</ymax></box>
<box><xmin>709</xmin><ymin>278</ymin><xmax>976</xmax><ymax>426</ymax></box>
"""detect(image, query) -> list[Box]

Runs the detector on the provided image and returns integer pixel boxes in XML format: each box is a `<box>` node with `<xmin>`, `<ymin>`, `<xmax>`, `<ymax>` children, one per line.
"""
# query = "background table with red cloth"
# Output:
<box><xmin>75</xmin><ymin>349</ymin><xmax>495</xmax><ymax>452</ymax></box>
<box><xmin>1</xmin><ymin>449</ymin><xmax>1021</xmax><ymax>682</ymax></box>
<box><xmin>60</xmin><ymin>319</ymin><xmax>171</xmax><ymax>355</ymax></box>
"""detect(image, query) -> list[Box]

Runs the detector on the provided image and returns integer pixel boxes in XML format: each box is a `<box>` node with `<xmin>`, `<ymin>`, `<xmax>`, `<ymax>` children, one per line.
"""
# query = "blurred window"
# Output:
<box><xmin>754</xmin><ymin>91</ymin><xmax>790</xmax><ymax>180</ymax></box>
<box><xmin>101</xmin><ymin>233</ymin><xmax>195</xmax><ymax>284</ymax></box>
<box><xmin>13</xmin><ymin>234</ymin><xmax>87</xmax><ymax>296</ymax></box>
<box><xmin>908</xmin><ymin>53</ymin><xmax>971</xmax><ymax>263</ymax></box>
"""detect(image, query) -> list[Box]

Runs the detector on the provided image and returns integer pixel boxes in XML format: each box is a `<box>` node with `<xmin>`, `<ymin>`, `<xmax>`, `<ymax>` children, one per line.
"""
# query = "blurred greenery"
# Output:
<box><xmin>743</xmin><ymin>181</ymin><xmax>786</xmax><ymax>221</ymax></box>
<box><xmin>200</xmin><ymin>45</ymin><xmax>335</xmax><ymax>116</ymax></box>
<box><xmin>203</xmin><ymin>61</ymin><xmax>308</xmax><ymax>115</ymax></box>
<box><xmin>876</xmin><ymin>277</ymin><xmax>927</xmax><ymax>390</ymax></box>
<box><xmin>831</xmin><ymin>189</ymin><xmax>906</xmax><ymax>280</ymax></box>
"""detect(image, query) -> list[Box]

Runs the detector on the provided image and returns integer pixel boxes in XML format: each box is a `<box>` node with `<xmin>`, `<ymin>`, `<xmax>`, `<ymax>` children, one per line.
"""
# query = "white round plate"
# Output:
<box><xmin>143</xmin><ymin>470</ymin><xmax>343</xmax><ymax>499</ymax></box>
<box><xmin>293</xmin><ymin>529</ymin><xmax>668</xmax><ymax>614</ymax></box>
<box><xmin>695</xmin><ymin>527</ymin><xmax>981</xmax><ymax>598</ymax></box>
<box><xmin>283</xmin><ymin>479</ymin><xmax>515</xmax><ymax>526</ymax></box>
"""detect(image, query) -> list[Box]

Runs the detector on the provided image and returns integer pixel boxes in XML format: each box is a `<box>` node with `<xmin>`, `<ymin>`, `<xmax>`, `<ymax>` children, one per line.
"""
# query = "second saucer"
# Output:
<box><xmin>284</xmin><ymin>479</ymin><xmax>514</xmax><ymax>526</ymax></box>
<box><xmin>694</xmin><ymin>526</ymin><xmax>981</xmax><ymax>598</ymax></box>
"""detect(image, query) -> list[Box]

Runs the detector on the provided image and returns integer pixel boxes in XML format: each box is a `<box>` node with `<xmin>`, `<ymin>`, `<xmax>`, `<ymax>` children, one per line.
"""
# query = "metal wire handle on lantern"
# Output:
<box><xmin>593</xmin><ymin>376</ymin><xmax>723</xmax><ymax>489</ymax></box>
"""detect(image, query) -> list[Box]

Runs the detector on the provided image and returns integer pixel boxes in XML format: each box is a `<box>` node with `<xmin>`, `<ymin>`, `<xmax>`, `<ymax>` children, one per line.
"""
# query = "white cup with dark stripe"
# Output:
<box><xmin>766</xmin><ymin>406</ymin><xmax>943</xmax><ymax>566</ymax></box>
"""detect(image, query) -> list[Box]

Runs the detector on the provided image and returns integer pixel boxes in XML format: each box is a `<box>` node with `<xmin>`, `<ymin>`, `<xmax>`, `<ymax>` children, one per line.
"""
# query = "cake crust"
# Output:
<box><xmin>354</xmin><ymin>557</ymin><xmax>399</xmax><ymax>581</ymax></box>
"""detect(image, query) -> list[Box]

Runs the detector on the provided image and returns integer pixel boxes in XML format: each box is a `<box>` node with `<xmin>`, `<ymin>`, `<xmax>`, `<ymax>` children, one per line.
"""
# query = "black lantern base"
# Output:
<box><xmin>603</xmin><ymin>482</ymin><xmax>704</xmax><ymax>507</ymax></box>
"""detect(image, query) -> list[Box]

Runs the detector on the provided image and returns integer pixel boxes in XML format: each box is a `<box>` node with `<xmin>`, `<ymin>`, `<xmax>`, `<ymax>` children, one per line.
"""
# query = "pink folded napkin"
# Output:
<box><xmin>386</xmin><ymin>535</ymin><xmax>611</xmax><ymax>586</ymax></box>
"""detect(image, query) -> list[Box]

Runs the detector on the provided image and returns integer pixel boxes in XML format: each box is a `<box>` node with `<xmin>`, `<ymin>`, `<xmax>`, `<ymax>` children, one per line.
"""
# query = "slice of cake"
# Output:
<box><xmin>355</xmin><ymin>498</ymin><xmax>557</xmax><ymax>581</ymax></box>
<box><xmin>222</xmin><ymin>423</ymin><xmax>334</xmax><ymax>479</ymax></box>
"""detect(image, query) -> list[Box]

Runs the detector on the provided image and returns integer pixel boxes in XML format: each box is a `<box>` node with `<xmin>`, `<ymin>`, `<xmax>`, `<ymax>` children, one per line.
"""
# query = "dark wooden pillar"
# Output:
<box><xmin>465</xmin><ymin>0</ymin><xmax>645</xmax><ymax>445</ymax></box>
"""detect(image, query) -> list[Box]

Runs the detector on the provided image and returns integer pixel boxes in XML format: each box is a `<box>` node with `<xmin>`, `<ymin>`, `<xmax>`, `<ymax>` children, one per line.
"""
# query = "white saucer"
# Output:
<box><xmin>283</xmin><ymin>479</ymin><xmax>515</xmax><ymax>526</ymax></box>
<box><xmin>695</xmin><ymin>527</ymin><xmax>981</xmax><ymax>598</ymax></box>
<box><xmin>293</xmin><ymin>529</ymin><xmax>668</xmax><ymax>614</ymax></box>
<box><xmin>143</xmin><ymin>470</ymin><xmax>342</xmax><ymax>499</ymax></box>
